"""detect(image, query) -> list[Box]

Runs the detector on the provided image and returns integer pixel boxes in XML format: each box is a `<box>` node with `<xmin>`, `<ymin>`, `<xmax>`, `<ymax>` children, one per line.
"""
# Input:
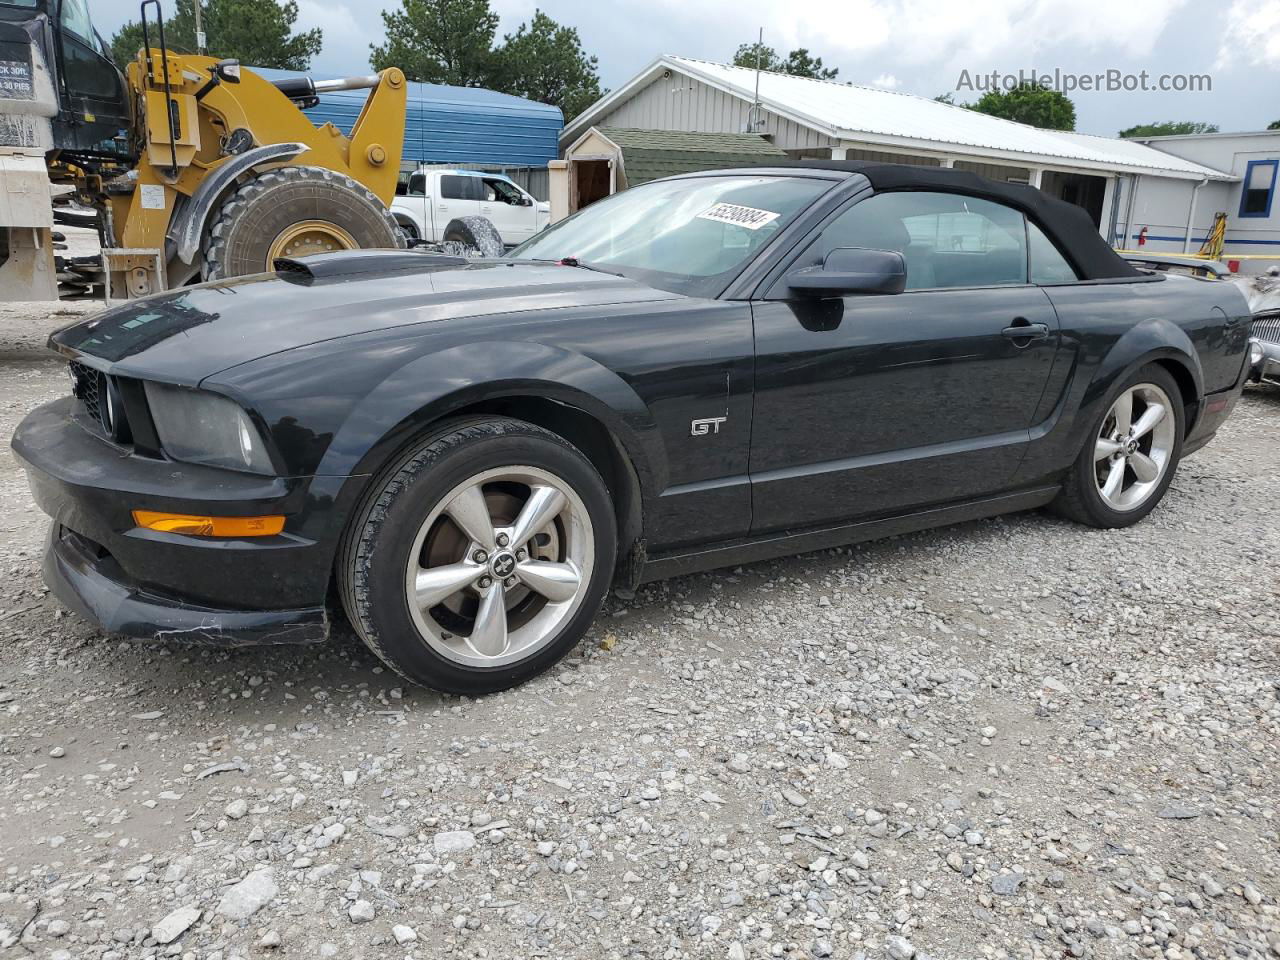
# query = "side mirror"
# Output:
<box><xmin>214</xmin><ymin>59</ymin><xmax>242</xmax><ymax>83</ymax></box>
<box><xmin>787</xmin><ymin>246</ymin><xmax>906</xmax><ymax>297</ymax></box>
<box><xmin>518</xmin><ymin>196</ymin><xmax>533</xmax><ymax>207</ymax></box>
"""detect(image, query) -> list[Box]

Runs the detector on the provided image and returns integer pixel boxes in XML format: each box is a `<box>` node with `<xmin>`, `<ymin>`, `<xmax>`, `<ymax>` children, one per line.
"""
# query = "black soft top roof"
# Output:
<box><xmin>777</xmin><ymin>160</ymin><xmax>1139</xmax><ymax>281</ymax></box>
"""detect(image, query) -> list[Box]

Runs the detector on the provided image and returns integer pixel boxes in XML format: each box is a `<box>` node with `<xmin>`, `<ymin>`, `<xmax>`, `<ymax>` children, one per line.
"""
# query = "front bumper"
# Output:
<box><xmin>12</xmin><ymin>397</ymin><xmax>344</xmax><ymax>646</ymax></box>
<box><xmin>43</xmin><ymin>523</ymin><xmax>327</xmax><ymax>645</ymax></box>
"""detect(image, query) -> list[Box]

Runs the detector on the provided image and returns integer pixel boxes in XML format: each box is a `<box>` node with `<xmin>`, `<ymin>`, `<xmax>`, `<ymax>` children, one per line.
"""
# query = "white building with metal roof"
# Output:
<box><xmin>1125</xmin><ymin>130</ymin><xmax>1280</xmax><ymax>269</ymax></box>
<box><xmin>561</xmin><ymin>55</ymin><xmax>1236</xmax><ymax>252</ymax></box>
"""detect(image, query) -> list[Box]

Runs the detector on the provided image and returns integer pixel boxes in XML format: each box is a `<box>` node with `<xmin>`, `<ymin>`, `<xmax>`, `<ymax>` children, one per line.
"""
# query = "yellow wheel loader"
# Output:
<box><xmin>0</xmin><ymin>0</ymin><xmax>406</xmax><ymax>299</ymax></box>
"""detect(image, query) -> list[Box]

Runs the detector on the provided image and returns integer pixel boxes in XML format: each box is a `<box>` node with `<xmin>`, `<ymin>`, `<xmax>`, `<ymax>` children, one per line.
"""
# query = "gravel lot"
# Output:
<box><xmin>1</xmin><ymin>302</ymin><xmax>1277</xmax><ymax>960</ymax></box>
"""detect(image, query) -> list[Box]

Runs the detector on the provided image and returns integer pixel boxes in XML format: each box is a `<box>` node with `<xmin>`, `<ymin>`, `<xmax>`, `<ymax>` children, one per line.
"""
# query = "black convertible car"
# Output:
<box><xmin>13</xmin><ymin>162</ymin><xmax>1252</xmax><ymax>694</ymax></box>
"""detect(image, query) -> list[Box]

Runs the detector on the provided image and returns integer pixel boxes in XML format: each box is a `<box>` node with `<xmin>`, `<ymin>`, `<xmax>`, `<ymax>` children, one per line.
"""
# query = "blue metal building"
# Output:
<box><xmin>252</xmin><ymin>67</ymin><xmax>563</xmax><ymax>168</ymax></box>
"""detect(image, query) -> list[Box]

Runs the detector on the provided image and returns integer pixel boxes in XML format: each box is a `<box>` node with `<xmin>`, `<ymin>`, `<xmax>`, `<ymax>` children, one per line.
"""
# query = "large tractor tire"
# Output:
<box><xmin>204</xmin><ymin>165</ymin><xmax>404</xmax><ymax>280</ymax></box>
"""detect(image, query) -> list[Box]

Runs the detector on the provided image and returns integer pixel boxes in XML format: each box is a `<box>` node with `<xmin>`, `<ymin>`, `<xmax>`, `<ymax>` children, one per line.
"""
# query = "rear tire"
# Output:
<box><xmin>337</xmin><ymin>418</ymin><xmax>616</xmax><ymax>695</ymax></box>
<box><xmin>204</xmin><ymin>165</ymin><xmax>404</xmax><ymax>279</ymax></box>
<box><xmin>442</xmin><ymin>215</ymin><xmax>505</xmax><ymax>258</ymax></box>
<box><xmin>1052</xmin><ymin>363</ymin><xmax>1184</xmax><ymax>528</ymax></box>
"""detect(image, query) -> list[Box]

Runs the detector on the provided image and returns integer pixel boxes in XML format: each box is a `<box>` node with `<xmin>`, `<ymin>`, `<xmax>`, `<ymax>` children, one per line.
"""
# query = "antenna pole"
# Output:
<box><xmin>194</xmin><ymin>0</ymin><xmax>205</xmax><ymax>54</ymax></box>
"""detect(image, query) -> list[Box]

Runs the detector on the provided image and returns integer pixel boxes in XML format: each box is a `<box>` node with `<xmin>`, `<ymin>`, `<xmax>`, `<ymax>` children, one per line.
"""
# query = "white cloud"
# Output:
<box><xmin>1216</xmin><ymin>0</ymin><xmax>1280</xmax><ymax>69</ymax></box>
<box><xmin>643</xmin><ymin>0</ymin><xmax>1190</xmax><ymax>68</ymax></box>
<box><xmin>872</xmin><ymin>73</ymin><xmax>899</xmax><ymax>88</ymax></box>
<box><xmin>295</xmin><ymin>0</ymin><xmax>375</xmax><ymax>73</ymax></box>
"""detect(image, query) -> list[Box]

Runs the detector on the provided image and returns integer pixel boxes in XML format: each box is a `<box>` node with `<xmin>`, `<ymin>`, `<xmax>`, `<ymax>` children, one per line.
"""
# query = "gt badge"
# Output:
<box><xmin>690</xmin><ymin>416</ymin><xmax>727</xmax><ymax>436</ymax></box>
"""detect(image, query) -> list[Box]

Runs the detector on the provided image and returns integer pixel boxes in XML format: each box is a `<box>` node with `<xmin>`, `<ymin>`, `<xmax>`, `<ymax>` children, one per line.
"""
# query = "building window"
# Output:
<box><xmin>1239</xmin><ymin>159</ymin><xmax>1278</xmax><ymax>218</ymax></box>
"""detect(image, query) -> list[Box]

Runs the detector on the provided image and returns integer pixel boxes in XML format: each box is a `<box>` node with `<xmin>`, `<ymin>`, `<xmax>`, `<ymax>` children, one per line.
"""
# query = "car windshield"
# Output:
<box><xmin>508</xmin><ymin>175</ymin><xmax>828</xmax><ymax>297</ymax></box>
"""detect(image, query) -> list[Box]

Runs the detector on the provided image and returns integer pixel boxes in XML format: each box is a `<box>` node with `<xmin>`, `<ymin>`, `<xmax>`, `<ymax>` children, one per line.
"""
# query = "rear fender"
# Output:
<box><xmin>1072</xmin><ymin>317</ymin><xmax>1203</xmax><ymax>451</ymax></box>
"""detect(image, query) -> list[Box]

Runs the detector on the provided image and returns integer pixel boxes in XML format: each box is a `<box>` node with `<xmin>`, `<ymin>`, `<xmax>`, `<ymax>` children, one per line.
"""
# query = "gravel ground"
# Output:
<box><xmin>1</xmin><ymin>306</ymin><xmax>1277</xmax><ymax>960</ymax></box>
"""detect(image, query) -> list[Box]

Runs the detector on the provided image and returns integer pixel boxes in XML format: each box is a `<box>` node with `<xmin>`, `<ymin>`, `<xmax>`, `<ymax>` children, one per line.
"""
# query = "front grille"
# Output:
<box><xmin>1254</xmin><ymin>312</ymin><xmax>1280</xmax><ymax>346</ymax></box>
<box><xmin>68</xmin><ymin>360</ymin><xmax>132</xmax><ymax>444</ymax></box>
<box><xmin>69</xmin><ymin>360</ymin><xmax>104</xmax><ymax>424</ymax></box>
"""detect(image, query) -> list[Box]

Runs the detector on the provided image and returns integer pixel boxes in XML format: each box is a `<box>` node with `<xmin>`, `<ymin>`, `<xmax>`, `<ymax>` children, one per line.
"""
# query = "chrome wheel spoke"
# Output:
<box><xmin>1112</xmin><ymin>390</ymin><xmax>1133</xmax><ymax>435</ymax></box>
<box><xmin>445</xmin><ymin>483</ymin><xmax>496</xmax><ymax>551</ymax></box>
<box><xmin>469</xmin><ymin>584</ymin><xmax>509</xmax><ymax>657</ymax></box>
<box><xmin>414</xmin><ymin>562</ymin><xmax>480</xmax><ymax>609</ymax></box>
<box><xmin>516</xmin><ymin>560</ymin><xmax>580</xmax><ymax>603</ymax></box>
<box><xmin>1129</xmin><ymin>451</ymin><xmax>1160</xmax><ymax>483</ymax></box>
<box><xmin>1101</xmin><ymin>459</ymin><xmax>1125</xmax><ymax>501</ymax></box>
<box><xmin>404</xmin><ymin>466</ymin><xmax>595</xmax><ymax>669</ymax></box>
<box><xmin>1095</xmin><ymin>437</ymin><xmax>1123</xmax><ymax>461</ymax></box>
<box><xmin>1093</xmin><ymin>381</ymin><xmax>1177</xmax><ymax>512</ymax></box>
<box><xmin>509</xmin><ymin>484</ymin><xmax>566</xmax><ymax>549</ymax></box>
<box><xmin>1131</xmin><ymin>402</ymin><xmax>1166</xmax><ymax>439</ymax></box>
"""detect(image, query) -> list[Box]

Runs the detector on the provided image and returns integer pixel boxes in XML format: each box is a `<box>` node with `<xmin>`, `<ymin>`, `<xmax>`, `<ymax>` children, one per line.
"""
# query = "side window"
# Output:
<box><xmin>804</xmin><ymin>191</ymin><xmax>1028</xmax><ymax>290</ymax></box>
<box><xmin>1240</xmin><ymin>159</ymin><xmax>1277</xmax><ymax>218</ymax></box>
<box><xmin>484</xmin><ymin>178</ymin><xmax>523</xmax><ymax>204</ymax></box>
<box><xmin>440</xmin><ymin>175</ymin><xmax>482</xmax><ymax>201</ymax></box>
<box><xmin>60</xmin><ymin>0</ymin><xmax>95</xmax><ymax>41</ymax></box>
<box><xmin>1028</xmin><ymin>221</ymin><xmax>1080</xmax><ymax>283</ymax></box>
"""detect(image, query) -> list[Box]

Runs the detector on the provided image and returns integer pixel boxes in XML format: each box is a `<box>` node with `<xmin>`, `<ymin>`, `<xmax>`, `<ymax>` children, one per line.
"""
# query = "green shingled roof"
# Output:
<box><xmin>596</xmin><ymin>127</ymin><xmax>787</xmax><ymax>186</ymax></box>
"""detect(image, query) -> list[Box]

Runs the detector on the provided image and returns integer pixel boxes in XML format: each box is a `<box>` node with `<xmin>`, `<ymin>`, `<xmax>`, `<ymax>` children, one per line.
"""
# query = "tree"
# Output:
<box><xmin>970</xmin><ymin>82</ymin><xmax>1075</xmax><ymax>131</ymax></box>
<box><xmin>493</xmin><ymin>10</ymin><xmax>602</xmax><ymax>122</ymax></box>
<box><xmin>372</xmin><ymin>1</ymin><xmax>603</xmax><ymax>120</ymax></box>
<box><xmin>108</xmin><ymin>0</ymin><xmax>321</xmax><ymax>70</ymax></box>
<box><xmin>370</xmin><ymin>0</ymin><xmax>499</xmax><ymax>87</ymax></box>
<box><xmin>1268</xmin><ymin>120</ymin><xmax>1280</xmax><ymax>130</ymax></box>
<box><xmin>934</xmin><ymin>92</ymin><xmax>956</xmax><ymax>104</ymax></box>
<box><xmin>781</xmin><ymin>48</ymin><xmax>838</xmax><ymax>80</ymax></box>
<box><xmin>731</xmin><ymin>42</ymin><xmax>838</xmax><ymax>80</ymax></box>
<box><xmin>109</xmin><ymin>22</ymin><xmax>149</xmax><ymax>65</ymax></box>
<box><xmin>1118</xmin><ymin>120</ymin><xmax>1219</xmax><ymax>138</ymax></box>
<box><xmin>732</xmin><ymin>41</ymin><xmax>780</xmax><ymax>71</ymax></box>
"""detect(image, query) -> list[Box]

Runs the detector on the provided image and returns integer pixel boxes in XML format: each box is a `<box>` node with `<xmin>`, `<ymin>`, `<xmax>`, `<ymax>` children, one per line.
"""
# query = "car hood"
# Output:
<box><xmin>51</xmin><ymin>255</ymin><xmax>680</xmax><ymax>385</ymax></box>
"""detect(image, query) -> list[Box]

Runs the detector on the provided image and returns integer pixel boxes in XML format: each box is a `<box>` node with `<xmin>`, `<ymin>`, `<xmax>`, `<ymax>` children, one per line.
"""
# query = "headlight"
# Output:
<box><xmin>1250</xmin><ymin>338</ymin><xmax>1265</xmax><ymax>368</ymax></box>
<box><xmin>143</xmin><ymin>382</ymin><xmax>275</xmax><ymax>474</ymax></box>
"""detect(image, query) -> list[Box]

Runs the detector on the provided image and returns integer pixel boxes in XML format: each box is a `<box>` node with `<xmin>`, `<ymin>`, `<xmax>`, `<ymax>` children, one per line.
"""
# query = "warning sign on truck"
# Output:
<box><xmin>0</xmin><ymin>58</ymin><xmax>35</xmax><ymax>100</ymax></box>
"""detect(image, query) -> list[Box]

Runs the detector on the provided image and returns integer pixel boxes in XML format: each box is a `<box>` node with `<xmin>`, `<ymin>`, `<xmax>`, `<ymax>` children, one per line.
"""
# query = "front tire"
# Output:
<box><xmin>337</xmin><ymin>419</ymin><xmax>616</xmax><ymax>695</ymax></box>
<box><xmin>397</xmin><ymin>219</ymin><xmax>420</xmax><ymax>243</ymax></box>
<box><xmin>1052</xmin><ymin>363</ymin><xmax>1184</xmax><ymax>528</ymax></box>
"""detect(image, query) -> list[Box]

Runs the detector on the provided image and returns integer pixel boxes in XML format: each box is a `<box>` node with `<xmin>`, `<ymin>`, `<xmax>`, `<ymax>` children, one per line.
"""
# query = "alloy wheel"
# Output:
<box><xmin>403</xmin><ymin>466</ymin><xmax>595</xmax><ymax>668</ymax></box>
<box><xmin>1093</xmin><ymin>382</ymin><xmax>1177</xmax><ymax>512</ymax></box>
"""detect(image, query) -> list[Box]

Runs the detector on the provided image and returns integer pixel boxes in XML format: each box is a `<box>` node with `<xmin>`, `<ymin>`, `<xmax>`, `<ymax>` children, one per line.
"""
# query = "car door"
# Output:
<box><xmin>396</xmin><ymin>172</ymin><xmax>429</xmax><ymax>239</ymax></box>
<box><xmin>435</xmin><ymin>174</ymin><xmax>483</xmax><ymax>233</ymax></box>
<box><xmin>478</xmin><ymin>177</ymin><xmax>535</xmax><ymax>246</ymax></box>
<box><xmin>749</xmin><ymin>189</ymin><xmax>1062</xmax><ymax>534</ymax></box>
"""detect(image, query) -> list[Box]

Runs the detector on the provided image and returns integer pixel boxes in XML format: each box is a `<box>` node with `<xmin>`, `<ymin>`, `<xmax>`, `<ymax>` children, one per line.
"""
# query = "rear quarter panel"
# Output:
<box><xmin>1016</xmin><ymin>274</ymin><xmax>1250</xmax><ymax>484</ymax></box>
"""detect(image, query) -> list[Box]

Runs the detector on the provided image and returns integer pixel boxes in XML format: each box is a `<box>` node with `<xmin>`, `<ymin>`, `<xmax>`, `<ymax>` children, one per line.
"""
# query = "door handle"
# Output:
<box><xmin>1001</xmin><ymin>320</ymin><xmax>1050</xmax><ymax>342</ymax></box>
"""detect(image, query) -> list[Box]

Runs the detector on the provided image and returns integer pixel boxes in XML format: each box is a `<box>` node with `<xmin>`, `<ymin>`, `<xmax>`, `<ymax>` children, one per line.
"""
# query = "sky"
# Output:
<box><xmin>87</xmin><ymin>0</ymin><xmax>1280</xmax><ymax>136</ymax></box>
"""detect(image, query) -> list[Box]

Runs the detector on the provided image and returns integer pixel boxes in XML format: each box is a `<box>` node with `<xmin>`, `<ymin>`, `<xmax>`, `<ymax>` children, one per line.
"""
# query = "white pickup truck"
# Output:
<box><xmin>390</xmin><ymin>169</ymin><xmax>551</xmax><ymax>248</ymax></box>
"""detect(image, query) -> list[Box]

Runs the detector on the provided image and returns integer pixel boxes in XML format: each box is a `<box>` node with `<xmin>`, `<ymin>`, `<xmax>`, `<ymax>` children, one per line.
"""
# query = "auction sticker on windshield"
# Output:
<box><xmin>696</xmin><ymin>203</ymin><xmax>780</xmax><ymax>230</ymax></box>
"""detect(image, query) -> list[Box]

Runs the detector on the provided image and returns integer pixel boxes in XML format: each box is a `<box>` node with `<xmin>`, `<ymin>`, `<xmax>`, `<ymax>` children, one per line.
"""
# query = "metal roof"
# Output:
<box><xmin>589</xmin><ymin>126</ymin><xmax>786</xmax><ymax>185</ymax></box>
<box><xmin>252</xmin><ymin>67</ymin><xmax>563</xmax><ymax>167</ymax></box>
<box><xmin>563</xmin><ymin>56</ymin><xmax>1233</xmax><ymax>182</ymax></box>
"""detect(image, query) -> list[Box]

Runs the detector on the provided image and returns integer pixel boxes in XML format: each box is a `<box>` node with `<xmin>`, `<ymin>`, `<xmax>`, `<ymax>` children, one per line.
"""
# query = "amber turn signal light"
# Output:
<box><xmin>132</xmin><ymin>510</ymin><xmax>285</xmax><ymax>537</ymax></box>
